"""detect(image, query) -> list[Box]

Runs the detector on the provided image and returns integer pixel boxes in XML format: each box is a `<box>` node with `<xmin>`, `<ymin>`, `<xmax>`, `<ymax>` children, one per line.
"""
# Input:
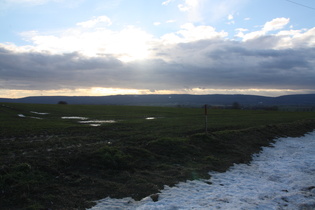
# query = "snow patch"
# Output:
<box><xmin>61</xmin><ymin>116</ymin><xmax>88</xmax><ymax>120</ymax></box>
<box><xmin>18</xmin><ymin>114</ymin><xmax>42</xmax><ymax>119</ymax></box>
<box><xmin>145</xmin><ymin>117</ymin><xmax>156</xmax><ymax>120</ymax></box>
<box><xmin>78</xmin><ymin>120</ymin><xmax>116</xmax><ymax>124</ymax></box>
<box><xmin>61</xmin><ymin>116</ymin><xmax>116</xmax><ymax>126</ymax></box>
<box><xmin>78</xmin><ymin>120</ymin><xmax>116</xmax><ymax>127</ymax></box>
<box><xmin>90</xmin><ymin>131</ymin><xmax>315</xmax><ymax>210</ymax></box>
<box><xmin>30</xmin><ymin>111</ymin><xmax>49</xmax><ymax>115</ymax></box>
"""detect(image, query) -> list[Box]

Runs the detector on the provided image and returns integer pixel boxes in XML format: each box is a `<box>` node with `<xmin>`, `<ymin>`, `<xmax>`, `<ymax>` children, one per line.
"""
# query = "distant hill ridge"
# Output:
<box><xmin>1</xmin><ymin>94</ymin><xmax>315</xmax><ymax>107</ymax></box>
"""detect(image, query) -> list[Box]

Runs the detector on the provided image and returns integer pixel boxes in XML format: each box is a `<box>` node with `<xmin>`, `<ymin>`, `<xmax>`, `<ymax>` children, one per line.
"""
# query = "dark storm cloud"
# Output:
<box><xmin>150</xmin><ymin>39</ymin><xmax>315</xmax><ymax>90</ymax></box>
<box><xmin>1</xmin><ymin>38</ymin><xmax>315</xmax><ymax>91</ymax></box>
<box><xmin>0</xmin><ymin>49</ymin><xmax>124</xmax><ymax>89</ymax></box>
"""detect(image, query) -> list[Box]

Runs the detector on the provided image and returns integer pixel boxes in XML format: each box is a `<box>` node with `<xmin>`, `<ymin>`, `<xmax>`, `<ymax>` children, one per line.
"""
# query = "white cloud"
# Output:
<box><xmin>153</xmin><ymin>22</ymin><xmax>161</xmax><ymax>26</ymax></box>
<box><xmin>179</xmin><ymin>23</ymin><xmax>228</xmax><ymax>41</ymax></box>
<box><xmin>236</xmin><ymin>28</ymin><xmax>248</xmax><ymax>32</ymax></box>
<box><xmin>239</xmin><ymin>18</ymin><xmax>290</xmax><ymax>42</ymax></box>
<box><xmin>277</xmin><ymin>29</ymin><xmax>302</xmax><ymax>37</ymax></box>
<box><xmin>240</xmin><ymin>31</ymin><xmax>265</xmax><ymax>41</ymax></box>
<box><xmin>14</xmin><ymin>16</ymin><xmax>315</xmax><ymax>61</ymax></box>
<box><xmin>76</xmin><ymin>16</ymin><xmax>112</xmax><ymax>28</ymax></box>
<box><xmin>161</xmin><ymin>23</ymin><xmax>228</xmax><ymax>44</ymax></box>
<box><xmin>19</xmin><ymin>20</ymin><xmax>153</xmax><ymax>61</ymax></box>
<box><xmin>162</xmin><ymin>0</ymin><xmax>173</xmax><ymax>6</ymax></box>
<box><xmin>291</xmin><ymin>27</ymin><xmax>315</xmax><ymax>48</ymax></box>
<box><xmin>178</xmin><ymin>4</ymin><xmax>188</xmax><ymax>12</ymax></box>
<box><xmin>226</xmin><ymin>14</ymin><xmax>235</xmax><ymax>24</ymax></box>
<box><xmin>239</xmin><ymin>24</ymin><xmax>315</xmax><ymax>51</ymax></box>
<box><xmin>235</xmin><ymin>28</ymin><xmax>248</xmax><ymax>38</ymax></box>
<box><xmin>178</xmin><ymin>0</ymin><xmax>204</xmax><ymax>22</ymax></box>
<box><xmin>263</xmin><ymin>17</ymin><xmax>290</xmax><ymax>32</ymax></box>
<box><xmin>17</xmin><ymin>19</ymin><xmax>229</xmax><ymax>62</ymax></box>
<box><xmin>178</xmin><ymin>0</ymin><xmax>200</xmax><ymax>12</ymax></box>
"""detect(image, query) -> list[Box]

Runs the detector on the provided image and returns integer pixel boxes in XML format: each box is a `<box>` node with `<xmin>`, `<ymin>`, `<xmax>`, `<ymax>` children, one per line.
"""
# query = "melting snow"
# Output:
<box><xmin>61</xmin><ymin>116</ymin><xmax>88</xmax><ymax>120</ymax></box>
<box><xmin>90</xmin><ymin>131</ymin><xmax>315</xmax><ymax>210</ymax></box>
<box><xmin>78</xmin><ymin>120</ymin><xmax>116</xmax><ymax>124</ymax></box>
<box><xmin>145</xmin><ymin>117</ymin><xmax>156</xmax><ymax>120</ymax></box>
<box><xmin>30</xmin><ymin>111</ymin><xmax>49</xmax><ymax>115</ymax></box>
<box><xmin>78</xmin><ymin>120</ymin><xmax>116</xmax><ymax>127</ymax></box>
<box><xmin>61</xmin><ymin>117</ymin><xmax>116</xmax><ymax>126</ymax></box>
<box><xmin>18</xmin><ymin>114</ymin><xmax>42</xmax><ymax>119</ymax></box>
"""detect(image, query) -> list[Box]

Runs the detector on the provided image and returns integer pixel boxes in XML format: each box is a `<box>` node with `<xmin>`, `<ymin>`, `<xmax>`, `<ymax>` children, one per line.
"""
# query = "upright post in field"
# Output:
<box><xmin>204</xmin><ymin>104</ymin><xmax>208</xmax><ymax>134</ymax></box>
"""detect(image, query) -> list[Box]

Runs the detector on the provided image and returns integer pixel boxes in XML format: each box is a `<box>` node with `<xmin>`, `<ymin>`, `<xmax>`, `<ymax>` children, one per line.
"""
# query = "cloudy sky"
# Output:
<box><xmin>1</xmin><ymin>0</ymin><xmax>315</xmax><ymax>98</ymax></box>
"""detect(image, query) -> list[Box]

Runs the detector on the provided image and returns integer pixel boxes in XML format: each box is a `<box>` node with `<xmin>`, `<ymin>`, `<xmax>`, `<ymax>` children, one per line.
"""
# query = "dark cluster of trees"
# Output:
<box><xmin>206</xmin><ymin>102</ymin><xmax>279</xmax><ymax>111</ymax></box>
<box><xmin>57</xmin><ymin>101</ymin><xmax>68</xmax><ymax>105</ymax></box>
<box><xmin>231</xmin><ymin>102</ymin><xmax>279</xmax><ymax>111</ymax></box>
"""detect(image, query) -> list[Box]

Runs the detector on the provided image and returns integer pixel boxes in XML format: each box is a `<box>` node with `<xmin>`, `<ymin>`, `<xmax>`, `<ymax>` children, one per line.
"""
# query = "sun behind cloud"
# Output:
<box><xmin>20</xmin><ymin>17</ymin><xmax>153</xmax><ymax>62</ymax></box>
<box><xmin>105</xmin><ymin>26</ymin><xmax>153</xmax><ymax>62</ymax></box>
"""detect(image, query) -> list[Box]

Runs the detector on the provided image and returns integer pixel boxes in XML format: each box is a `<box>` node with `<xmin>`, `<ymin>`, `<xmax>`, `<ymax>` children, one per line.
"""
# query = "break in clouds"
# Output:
<box><xmin>1</xmin><ymin>18</ymin><xmax>315</xmax><ymax>94</ymax></box>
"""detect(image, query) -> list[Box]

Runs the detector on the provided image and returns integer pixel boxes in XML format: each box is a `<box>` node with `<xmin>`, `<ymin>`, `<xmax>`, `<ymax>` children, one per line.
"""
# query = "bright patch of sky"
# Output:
<box><xmin>0</xmin><ymin>0</ymin><xmax>315</xmax><ymax>97</ymax></box>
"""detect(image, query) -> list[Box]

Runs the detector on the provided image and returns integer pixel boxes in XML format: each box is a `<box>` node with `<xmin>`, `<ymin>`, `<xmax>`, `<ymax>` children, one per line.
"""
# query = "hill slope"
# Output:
<box><xmin>1</xmin><ymin>94</ymin><xmax>315</xmax><ymax>107</ymax></box>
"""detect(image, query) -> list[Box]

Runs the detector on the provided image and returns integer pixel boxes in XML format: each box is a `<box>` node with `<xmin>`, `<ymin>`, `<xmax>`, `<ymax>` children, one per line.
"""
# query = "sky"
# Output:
<box><xmin>1</xmin><ymin>0</ymin><xmax>315</xmax><ymax>98</ymax></box>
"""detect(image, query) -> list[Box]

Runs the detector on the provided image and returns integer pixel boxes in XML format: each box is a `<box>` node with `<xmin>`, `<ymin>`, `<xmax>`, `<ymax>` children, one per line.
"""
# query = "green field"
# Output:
<box><xmin>1</xmin><ymin>103</ymin><xmax>315</xmax><ymax>209</ymax></box>
<box><xmin>2</xmin><ymin>103</ymin><xmax>315</xmax><ymax>137</ymax></box>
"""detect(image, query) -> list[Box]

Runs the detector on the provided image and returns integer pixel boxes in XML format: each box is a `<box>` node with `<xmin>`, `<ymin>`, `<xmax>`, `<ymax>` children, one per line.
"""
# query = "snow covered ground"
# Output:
<box><xmin>90</xmin><ymin>131</ymin><xmax>315</xmax><ymax>210</ymax></box>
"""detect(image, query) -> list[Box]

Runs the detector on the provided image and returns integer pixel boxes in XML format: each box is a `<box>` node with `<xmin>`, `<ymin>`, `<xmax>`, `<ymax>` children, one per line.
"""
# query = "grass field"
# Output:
<box><xmin>1</xmin><ymin>103</ymin><xmax>315</xmax><ymax>209</ymax></box>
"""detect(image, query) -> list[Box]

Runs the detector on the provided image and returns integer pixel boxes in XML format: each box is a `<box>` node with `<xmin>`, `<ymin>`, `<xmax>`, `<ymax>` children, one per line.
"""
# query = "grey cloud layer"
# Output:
<box><xmin>1</xmin><ymin>39</ymin><xmax>315</xmax><ymax>91</ymax></box>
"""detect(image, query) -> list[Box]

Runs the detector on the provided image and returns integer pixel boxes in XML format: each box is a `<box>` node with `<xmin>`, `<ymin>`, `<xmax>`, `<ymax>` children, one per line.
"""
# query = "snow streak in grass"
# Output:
<box><xmin>145</xmin><ymin>117</ymin><xmax>156</xmax><ymax>120</ymax></box>
<box><xmin>61</xmin><ymin>116</ymin><xmax>116</xmax><ymax>126</ymax></box>
<box><xmin>90</xmin><ymin>131</ymin><xmax>315</xmax><ymax>210</ymax></box>
<box><xmin>30</xmin><ymin>111</ymin><xmax>49</xmax><ymax>115</ymax></box>
<box><xmin>78</xmin><ymin>120</ymin><xmax>116</xmax><ymax>124</ymax></box>
<box><xmin>61</xmin><ymin>116</ymin><xmax>88</xmax><ymax>120</ymax></box>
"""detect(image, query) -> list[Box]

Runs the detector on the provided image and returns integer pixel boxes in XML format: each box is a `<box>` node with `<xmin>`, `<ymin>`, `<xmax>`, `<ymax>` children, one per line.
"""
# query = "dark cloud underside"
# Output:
<box><xmin>1</xmin><ymin>39</ymin><xmax>315</xmax><ymax>91</ymax></box>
